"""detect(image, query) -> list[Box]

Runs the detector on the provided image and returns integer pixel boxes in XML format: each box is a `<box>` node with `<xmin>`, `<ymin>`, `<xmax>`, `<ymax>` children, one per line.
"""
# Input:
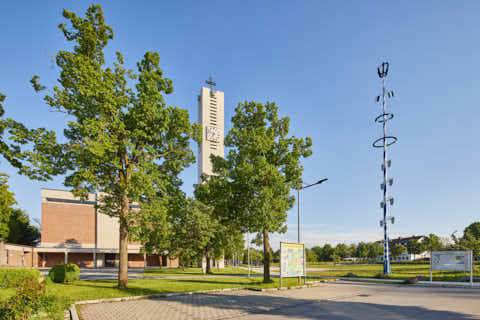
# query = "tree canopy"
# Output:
<box><xmin>31</xmin><ymin>5</ymin><xmax>200</xmax><ymax>287</ymax></box>
<box><xmin>0</xmin><ymin>174</ymin><xmax>16</xmax><ymax>239</ymax></box>
<box><xmin>200</xmin><ymin>101</ymin><xmax>312</xmax><ymax>281</ymax></box>
<box><xmin>422</xmin><ymin>234</ymin><xmax>443</xmax><ymax>252</ymax></box>
<box><xmin>6</xmin><ymin>209</ymin><xmax>40</xmax><ymax>246</ymax></box>
<box><xmin>390</xmin><ymin>244</ymin><xmax>406</xmax><ymax>257</ymax></box>
<box><xmin>463</xmin><ymin>222</ymin><xmax>480</xmax><ymax>240</ymax></box>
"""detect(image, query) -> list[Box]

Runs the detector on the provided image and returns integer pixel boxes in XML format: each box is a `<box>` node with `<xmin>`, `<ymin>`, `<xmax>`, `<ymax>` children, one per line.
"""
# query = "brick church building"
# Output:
<box><xmin>34</xmin><ymin>189</ymin><xmax>178</xmax><ymax>268</ymax></box>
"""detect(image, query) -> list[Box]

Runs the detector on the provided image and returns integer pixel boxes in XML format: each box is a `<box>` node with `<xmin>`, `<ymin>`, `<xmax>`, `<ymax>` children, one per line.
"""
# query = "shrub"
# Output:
<box><xmin>48</xmin><ymin>264</ymin><xmax>79</xmax><ymax>283</ymax></box>
<box><xmin>0</xmin><ymin>275</ymin><xmax>45</xmax><ymax>319</ymax></box>
<box><xmin>374</xmin><ymin>273</ymin><xmax>389</xmax><ymax>279</ymax></box>
<box><xmin>0</xmin><ymin>268</ymin><xmax>41</xmax><ymax>288</ymax></box>
<box><xmin>0</xmin><ymin>275</ymin><xmax>65</xmax><ymax>320</ymax></box>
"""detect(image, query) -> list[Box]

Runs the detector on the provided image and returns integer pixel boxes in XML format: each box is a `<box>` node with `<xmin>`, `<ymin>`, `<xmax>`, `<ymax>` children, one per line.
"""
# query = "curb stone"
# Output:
<box><xmin>67</xmin><ymin>279</ymin><xmax>335</xmax><ymax>319</ymax></box>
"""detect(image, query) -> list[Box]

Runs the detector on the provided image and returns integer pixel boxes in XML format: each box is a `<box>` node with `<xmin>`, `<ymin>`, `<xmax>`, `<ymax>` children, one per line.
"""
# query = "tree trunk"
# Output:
<box><xmin>118</xmin><ymin>194</ymin><xmax>129</xmax><ymax>288</ymax></box>
<box><xmin>206</xmin><ymin>254</ymin><xmax>212</xmax><ymax>274</ymax></box>
<box><xmin>262</xmin><ymin>228</ymin><xmax>271</xmax><ymax>282</ymax></box>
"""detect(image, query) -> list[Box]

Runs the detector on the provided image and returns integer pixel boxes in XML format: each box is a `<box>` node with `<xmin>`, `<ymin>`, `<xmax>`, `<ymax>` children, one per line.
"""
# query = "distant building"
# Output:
<box><xmin>378</xmin><ymin>235</ymin><xmax>429</xmax><ymax>261</ymax></box>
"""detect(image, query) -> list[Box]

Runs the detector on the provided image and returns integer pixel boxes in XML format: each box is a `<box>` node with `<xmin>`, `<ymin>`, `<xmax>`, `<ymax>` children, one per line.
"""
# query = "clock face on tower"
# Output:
<box><xmin>206</xmin><ymin>126</ymin><xmax>220</xmax><ymax>143</ymax></box>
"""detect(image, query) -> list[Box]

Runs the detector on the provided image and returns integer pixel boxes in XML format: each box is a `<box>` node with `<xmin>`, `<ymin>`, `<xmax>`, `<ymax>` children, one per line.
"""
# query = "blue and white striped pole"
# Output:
<box><xmin>373</xmin><ymin>62</ymin><xmax>397</xmax><ymax>274</ymax></box>
<box><xmin>381</xmin><ymin>73</ymin><xmax>391</xmax><ymax>274</ymax></box>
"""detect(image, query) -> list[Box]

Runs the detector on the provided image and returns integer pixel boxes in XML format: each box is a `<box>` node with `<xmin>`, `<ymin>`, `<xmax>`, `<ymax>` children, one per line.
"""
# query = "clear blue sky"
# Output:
<box><xmin>0</xmin><ymin>1</ymin><xmax>479</xmax><ymax>248</ymax></box>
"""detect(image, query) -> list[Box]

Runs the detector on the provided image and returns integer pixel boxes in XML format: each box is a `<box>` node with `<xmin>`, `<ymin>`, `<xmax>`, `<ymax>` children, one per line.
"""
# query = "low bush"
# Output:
<box><xmin>345</xmin><ymin>272</ymin><xmax>359</xmax><ymax>278</ymax></box>
<box><xmin>48</xmin><ymin>264</ymin><xmax>79</xmax><ymax>283</ymax></box>
<box><xmin>0</xmin><ymin>268</ymin><xmax>41</xmax><ymax>288</ymax></box>
<box><xmin>0</xmin><ymin>275</ymin><xmax>46</xmax><ymax>319</ymax></box>
<box><xmin>0</xmin><ymin>274</ymin><xmax>65</xmax><ymax>320</ymax></box>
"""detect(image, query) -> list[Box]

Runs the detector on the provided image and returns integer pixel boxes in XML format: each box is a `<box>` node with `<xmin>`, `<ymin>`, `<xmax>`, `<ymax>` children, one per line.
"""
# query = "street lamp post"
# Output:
<box><xmin>297</xmin><ymin>178</ymin><xmax>328</xmax><ymax>243</ymax></box>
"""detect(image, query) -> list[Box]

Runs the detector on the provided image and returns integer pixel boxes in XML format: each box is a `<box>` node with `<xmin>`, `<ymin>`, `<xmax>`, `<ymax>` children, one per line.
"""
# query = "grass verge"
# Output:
<box><xmin>306</xmin><ymin>263</ymin><xmax>480</xmax><ymax>282</ymax></box>
<box><xmin>0</xmin><ymin>276</ymin><xmax>307</xmax><ymax>319</ymax></box>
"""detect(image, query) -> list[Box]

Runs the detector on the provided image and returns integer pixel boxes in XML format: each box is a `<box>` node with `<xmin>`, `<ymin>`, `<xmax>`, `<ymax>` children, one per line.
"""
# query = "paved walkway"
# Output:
<box><xmin>78</xmin><ymin>281</ymin><xmax>480</xmax><ymax>320</ymax></box>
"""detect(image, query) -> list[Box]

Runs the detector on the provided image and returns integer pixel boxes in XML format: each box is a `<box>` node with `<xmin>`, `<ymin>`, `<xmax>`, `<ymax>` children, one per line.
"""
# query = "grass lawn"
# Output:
<box><xmin>307</xmin><ymin>263</ymin><xmax>480</xmax><ymax>281</ymax></box>
<box><xmin>0</xmin><ymin>276</ymin><xmax>305</xmax><ymax>319</ymax></box>
<box><xmin>144</xmin><ymin>266</ymin><xmax>255</xmax><ymax>277</ymax></box>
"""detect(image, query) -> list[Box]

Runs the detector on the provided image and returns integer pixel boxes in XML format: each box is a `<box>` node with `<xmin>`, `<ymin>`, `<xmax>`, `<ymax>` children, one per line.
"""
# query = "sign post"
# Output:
<box><xmin>431</xmin><ymin>250</ymin><xmax>473</xmax><ymax>286</ymax></box>
<box><xmin>280</xmin><ymin>242</ymin><xmax>305</xmax><ymax>288</ymax></box>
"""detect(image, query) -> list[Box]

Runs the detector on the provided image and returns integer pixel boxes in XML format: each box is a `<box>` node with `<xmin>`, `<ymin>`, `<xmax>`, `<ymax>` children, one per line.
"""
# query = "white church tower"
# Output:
<box><xmin>198</xmin><ymin>78</ymin><xmax>225</xmax><ymax>269</ymax></box>
<box><xmin>197</xmin><ymin>78</ymin><xmax>224</xmax><ymax>183</ymax></box>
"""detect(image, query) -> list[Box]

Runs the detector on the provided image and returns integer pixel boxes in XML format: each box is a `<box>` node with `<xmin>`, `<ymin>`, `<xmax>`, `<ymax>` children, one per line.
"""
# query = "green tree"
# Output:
<box><xmin>305</xmin><ymin>248</ymin><xmax>318</xmax><ymax>262</ymax></box>
<box><xmin>463</xmin><ymin>222</ymin><xmax>480</xmax><ymax>240</ymax></box>
<box><xmin>356</xmin><ymin>242</ymin><xmax>369</xmax><ymax>260</ymax></box>
<box><xmin>6</xmin><ymin>209</ymin><xmax>40</xmax><ymax>246</ymax></box>
<box><xmin>0</xmin><ymin>93</ymin><xmax>62</xmax><ymax>240</ymax></box>
<box><xmin>0</xmin><ymin>174</ymin><xmax>16</xmax><ymax>239</ymax></box>
<box><xmin>0</xmin><ymin>93</ymin><xmax>61</xmax><ymax>182</ymax></box>
<box><xmin>451</xmin><ymin>230</ymin><xmax>480</xmax><ymax>258</ymax></box>
<box><xmin>390</xmin><ymin>243</ymin><xmax>406</xmax><ymax>258</ymax></box>
<box><xmin>170</xmin><ymin>199</ymin><xmax>217</xmax><ymax>270</ymax></box>
<box><xmin>367</xmin><ymin>242</ymin><xmax>383</xmax><ymax>260</ymax></box>
<box><xmin>195</xmin><ymin>173</ymin><xmax>247</xmax><ymax>273</ymax></box>
<box><xmin>205</xmin><ymin>101</ymin><xmax>312</xmax><ymax>282</ymax></box>
<box><xmin>348</xmin><ymin>244</ymin><xmax>357</xmax><ymax>258</ymax></box>
<box><xmin>222</xmin><ymin>230</ymin><xmax>245</xmax><ymax>266</ymax></box>
<box><xmin>331</xmin><ymin>253</ymin><xmax>341</xmax><ymax>265</ymax></box>
<box><xmin>311</xmin><ymin>246</ymin><xmax>323</xmax><ymax>261</ymax></box>
<box><xmin>422</xmin><ymin>234</ymin><xmax>443</xmax><ymax>253</ymax></box>
<box><xmin>272</xmin><ymin>249</ymin><xmax>280</xmax><ymax>263</ymax></box>
<box><xmin>406</xmin><ymin>239</ymin><xmax>424</xmax><ymax>260</ymax></box>
<box><xmin>31</xmin><ymin>5</ymin><xmax>200</xmax><ymax>287</ymax></box>
<box><xmin>321</xmin><ymin>244</ymin><xmax>335</xmax><ymax>261</ymax></box>
<box><xmin>335</xmin><ymin>243</ymin><xmax>349</xmax><ymax>259</ymax></box>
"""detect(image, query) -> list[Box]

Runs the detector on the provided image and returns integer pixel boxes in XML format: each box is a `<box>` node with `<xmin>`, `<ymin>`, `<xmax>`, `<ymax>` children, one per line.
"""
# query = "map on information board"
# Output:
<box><xmin>432</xmin><ymin>251</ymin><xmax>472</xmax><ymax>272</ymax></box>
<box><xmin>280</xmin><ymin>242</ymin><xmax>305</xmax><ymax>277</ymax></box>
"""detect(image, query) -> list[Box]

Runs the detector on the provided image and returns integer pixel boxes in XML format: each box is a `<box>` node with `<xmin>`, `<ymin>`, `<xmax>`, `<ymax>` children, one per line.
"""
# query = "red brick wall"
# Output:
<box><xmin>24</xmin><ymin>252</ymin><xmax>33</xmax><ymax>267</ymax></box>
<box><xmin>128</xmin><ymin>254</ymin><xmax>145</xmax><ymax>267</ymax></box>
<box><xmin>6</xmin><ymin>250</ymin><xmax>23</xmax><ymax>267</ymax></box>
<box><xmin>146</xmin><ymin>255</ymin><xmax>160</xmax><ymax>267</ymax></box>
<box><xmin>42</xmin><ymin>202</ymin><xmax>95</xmax><ymax>245</ymax></box>
<box><xmin>167</xmin><ymin>257</ymin><xmax>179</xmax><ymax>267</ymax></box>
<box><xmin>42</xmin><ymin>252</ymin><xmax>65</xmax><ymax>267</ymax></box>
<box><xmin>68</xmin><ymin>253</ymin><xmax>94</xmax><ymax>268</ymax></box>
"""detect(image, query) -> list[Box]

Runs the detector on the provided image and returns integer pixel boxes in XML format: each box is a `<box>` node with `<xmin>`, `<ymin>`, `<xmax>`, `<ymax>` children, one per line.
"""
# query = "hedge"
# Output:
<box><xmin>48</xmin><ymin>264</ymin><xmax>80</xmax><ymax>283</ymax></box>
<box><xmin>0</xmin><ymin>268</ymin><xmax>41</xmax><ymax>288</ymax></box>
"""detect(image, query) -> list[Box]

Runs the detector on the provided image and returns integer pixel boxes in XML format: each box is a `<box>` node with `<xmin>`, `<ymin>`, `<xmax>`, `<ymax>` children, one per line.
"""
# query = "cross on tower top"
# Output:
<box><xmin>205</xmin><ymin>76</ymin><xmax>216</xmax><ymax>96</ymax></box>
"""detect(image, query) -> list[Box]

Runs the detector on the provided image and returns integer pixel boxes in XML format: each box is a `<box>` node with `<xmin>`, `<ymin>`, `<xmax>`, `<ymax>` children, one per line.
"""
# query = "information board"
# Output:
<box><xmin>431</xmin><ymin>251</ymin><xmax>472</xmax><ymax>272</ymax></box>
<box><xmin>280</xmin><ymin>242</ymin><xmax>305</xmax><ymax>277</ymax></box>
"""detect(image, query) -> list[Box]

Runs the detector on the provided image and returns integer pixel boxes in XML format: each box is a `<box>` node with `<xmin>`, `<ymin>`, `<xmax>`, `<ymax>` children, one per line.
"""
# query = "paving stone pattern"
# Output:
<box><xmin>79</xmin><ymin>282</ymin><xmax>480</xmax><ymax>320</ymax></box>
